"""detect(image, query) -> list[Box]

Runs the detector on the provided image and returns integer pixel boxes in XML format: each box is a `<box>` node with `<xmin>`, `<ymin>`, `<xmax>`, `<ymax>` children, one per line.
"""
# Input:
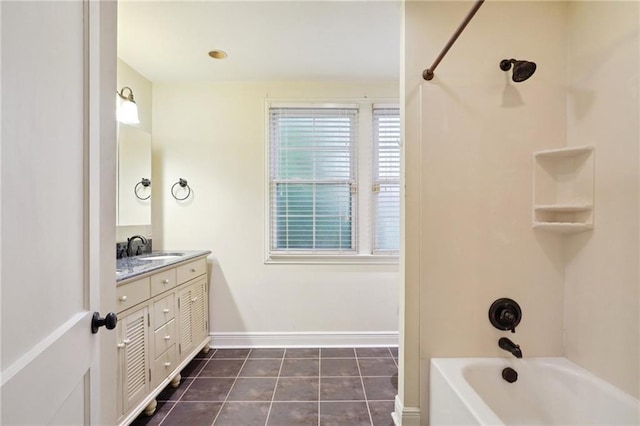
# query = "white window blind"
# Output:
<box><xmin>269</xmin><ymin>106</ymin><xmax>358</xmax><ymax>253</ymax></box>
<box><xmin>373</xmin><ymin>106</ymin><xmax>400</xmax><ymax>254</ymax></box>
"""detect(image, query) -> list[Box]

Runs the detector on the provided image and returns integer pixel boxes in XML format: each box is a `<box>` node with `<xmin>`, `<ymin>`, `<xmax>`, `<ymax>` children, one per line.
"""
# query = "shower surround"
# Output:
<box><xmin>399</xmin><ymin>1</ymin><xmax>639</xmax><ymax>424</ymax></box>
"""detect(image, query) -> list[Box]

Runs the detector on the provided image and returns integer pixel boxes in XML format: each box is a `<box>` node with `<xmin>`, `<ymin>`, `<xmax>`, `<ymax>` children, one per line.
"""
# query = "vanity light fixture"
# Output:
<box><xmin>117</xmin><ymin>86</ymin><xmax>140</xmax><ymax>125</ymax></box>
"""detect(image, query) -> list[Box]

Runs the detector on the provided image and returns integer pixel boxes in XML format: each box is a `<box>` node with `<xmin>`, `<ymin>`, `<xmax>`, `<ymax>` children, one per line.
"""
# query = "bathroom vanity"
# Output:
<box><xmin>115</xmin><ymin>250</ymin><xmax>211</xmax><ymax>426</ymax></box>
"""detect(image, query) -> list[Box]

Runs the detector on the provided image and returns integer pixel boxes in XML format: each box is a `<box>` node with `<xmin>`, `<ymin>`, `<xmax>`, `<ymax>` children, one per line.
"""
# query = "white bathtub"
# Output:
<box><xmin>430</xmin><ymin>357</ymin><xmax>640</xmax><ymax>425</ymax></box>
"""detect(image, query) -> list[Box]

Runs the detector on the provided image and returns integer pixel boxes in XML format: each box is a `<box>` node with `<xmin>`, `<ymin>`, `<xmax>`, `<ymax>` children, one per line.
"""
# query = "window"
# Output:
<box><xmin>267</xmin><ymin>101</ymin><xmax>399</xmax><ymax>262</ymax></box>
<box><xmin>372</xmin><ymin>106</ymin><xmax>400</xmax><ymax>254</ymax></box>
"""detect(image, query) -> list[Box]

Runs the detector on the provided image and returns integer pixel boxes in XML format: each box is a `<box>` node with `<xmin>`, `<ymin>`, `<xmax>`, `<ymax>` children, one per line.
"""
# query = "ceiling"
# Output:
<box><xmin>117</xmin><ymin>1</ymin><xmax>401</xmax><ymax>83</ymax></box>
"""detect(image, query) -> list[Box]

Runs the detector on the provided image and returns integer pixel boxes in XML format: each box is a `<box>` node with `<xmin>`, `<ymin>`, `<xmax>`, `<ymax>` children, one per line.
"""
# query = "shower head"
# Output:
<box><xmin>500</xmin><ymin>59</ymin><xmax>536</xmax><ymax>82</ymax></box>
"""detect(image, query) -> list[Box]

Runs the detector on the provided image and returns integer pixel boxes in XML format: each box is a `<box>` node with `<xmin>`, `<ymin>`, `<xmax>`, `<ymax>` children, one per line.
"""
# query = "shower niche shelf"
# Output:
<box><xmin>532</xmin><ymin>146</ymin><xmax>594</xmax><ymax>234</ymax></box>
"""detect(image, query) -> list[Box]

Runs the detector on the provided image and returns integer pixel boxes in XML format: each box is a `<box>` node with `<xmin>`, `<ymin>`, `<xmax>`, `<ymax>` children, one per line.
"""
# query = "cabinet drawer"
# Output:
<box><xmin>153</xmin><ymin>345</ymin><xmax>177</xmax><ymax>387</ymax></box>
<box><xmin>150</xmin><ymin>269</ymin><xmax>177</xmax><ymax>297</ymax></box>
<box><xmin>154</xmin><ymin>319</ymin><xmax>176</xmax><ymax>356</ymax></box>
<box><xmin>177</xmin><ymin>258</ymin><xmax>207</xmax><ymax>284</ymax></box>
<box><xmin>153</xmin><ymin>293</ymin><xmax>175</xmax><ymax>330</ymax></box>
<box><xmin>116</xmin><ymin>278</ymin><xmax>150</xmax><ymax>313</ymax></box>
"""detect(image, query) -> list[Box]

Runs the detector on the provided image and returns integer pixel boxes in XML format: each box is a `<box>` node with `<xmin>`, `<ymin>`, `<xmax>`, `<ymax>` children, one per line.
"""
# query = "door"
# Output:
<box><xmin>1</xmin><ymin>1</ymin><xmax>117</xmax><ymax>425</ymax></box>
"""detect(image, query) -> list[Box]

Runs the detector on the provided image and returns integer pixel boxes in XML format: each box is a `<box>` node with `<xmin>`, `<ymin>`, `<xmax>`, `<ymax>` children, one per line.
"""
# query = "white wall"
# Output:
<box><xmin>404</xmin><ymin>1</ymin><xmax>569</xmax><ymax>422</ymax></box>
<box><xmin>152</xmin><ymin>81</ymin><xmax>400</xmax><ymax>346</ymax></box>
<box><xmin>565</xmin><ymin>1</ymin><xmax>639</xmax><ymax>399</ymax></box>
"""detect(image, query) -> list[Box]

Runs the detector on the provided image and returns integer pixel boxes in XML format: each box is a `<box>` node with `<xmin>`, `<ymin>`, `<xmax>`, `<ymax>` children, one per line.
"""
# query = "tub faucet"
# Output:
<box><xmin>498</xmin><ymin>337</ymin><xmax>523</xmax><ymax>358</ymax></box>
<box><xmin>126</xmin><ymin>235</ymin><xmax>148</xmax><ymax>257</ymax></box>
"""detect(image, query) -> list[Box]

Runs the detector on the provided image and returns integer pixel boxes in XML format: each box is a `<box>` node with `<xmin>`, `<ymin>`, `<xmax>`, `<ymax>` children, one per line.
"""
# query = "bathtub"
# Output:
<box><xmin>430</xmin><ymin>357</ymin><xmax>640</xmax><ymax>425</ymax></box>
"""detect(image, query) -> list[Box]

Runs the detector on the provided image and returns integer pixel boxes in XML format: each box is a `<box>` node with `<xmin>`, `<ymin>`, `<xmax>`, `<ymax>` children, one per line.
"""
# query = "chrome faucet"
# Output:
<box><xmin>126</xmin><ymin>235</ymin><xmax>148</xmax><ymax>257</ymax></box>
<box><xmin>498</xmin><ymin>337</ymin><xmax>523</xmax><ymax>358</ymax></box>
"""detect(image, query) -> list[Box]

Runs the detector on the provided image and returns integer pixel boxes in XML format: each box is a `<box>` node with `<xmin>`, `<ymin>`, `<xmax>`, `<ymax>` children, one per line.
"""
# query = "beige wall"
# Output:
<box><xmin>565</xmin><ymin>1</ymin><xmax>640</xmax><ymax>398</ymax></box>
<box><xmin>403</xmin><ymin>1</ymin><xmax>640</xmax><ymax>423</ymax></box>
<box><xmin>152</xmin><ymin>81</ymin><xmax>400</xmax><ymax>342</ymax></box>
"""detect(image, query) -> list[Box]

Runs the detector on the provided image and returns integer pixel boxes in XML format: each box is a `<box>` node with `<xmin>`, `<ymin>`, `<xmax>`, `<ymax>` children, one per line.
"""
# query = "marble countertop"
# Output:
<box><xmin>116</xmin><ymin>250</ymin><xmax>211</xmax><ymax>283</ymax></box>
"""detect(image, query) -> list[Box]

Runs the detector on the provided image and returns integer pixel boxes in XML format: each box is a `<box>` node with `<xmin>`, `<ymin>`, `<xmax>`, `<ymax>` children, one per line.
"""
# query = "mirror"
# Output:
<box><xmin>116</xmin><ymin>123</ymin><xmax>151</xmax><ymax>226</ymax></box>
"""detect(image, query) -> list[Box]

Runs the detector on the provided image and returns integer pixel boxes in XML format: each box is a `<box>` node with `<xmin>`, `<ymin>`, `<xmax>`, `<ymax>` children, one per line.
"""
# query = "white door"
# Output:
<box><xmin>1</xmin><ymin>1</ymin><xmax>117</xmax><ymax>425</ymax></box>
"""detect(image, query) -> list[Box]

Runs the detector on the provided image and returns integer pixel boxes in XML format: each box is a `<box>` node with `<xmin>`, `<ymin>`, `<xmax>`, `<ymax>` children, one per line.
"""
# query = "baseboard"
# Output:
<box><xmin>392</xmin><ymin>395</ymin><xmax>421</xmax><ymax>426</ymax></box>
<box><xmin>210</xmin><ymin>331</ymin><xmax>398</xmax><ymax>348</ymax></box>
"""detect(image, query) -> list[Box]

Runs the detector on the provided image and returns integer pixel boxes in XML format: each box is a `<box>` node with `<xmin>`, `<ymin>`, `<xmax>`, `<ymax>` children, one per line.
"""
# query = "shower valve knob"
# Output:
<box><xmin>489</xmin><ymin>298</ymin><xmax>522</xmax><ymax>333</ymax></box>
<box><xmin>500</xmin><ymin>310</ymin><xmax>515</xmax><ymax>323</ymax></box>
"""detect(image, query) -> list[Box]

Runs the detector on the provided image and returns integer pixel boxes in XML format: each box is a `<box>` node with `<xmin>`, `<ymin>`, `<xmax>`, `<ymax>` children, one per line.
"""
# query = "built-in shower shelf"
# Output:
<box><xmin>534</xmin><ymin>204</ymin><xmax>592</xmax><ymax>213</ymax></box>
<box><xmin>534</xmin><ymin>146</ymin><xmax>593</xmax><ymax>159</ymax></box>
<box><xmin>533</xmin><ymin>146</ymin><xmax>594</xmax><ymax>234</ymax></box>
<box><xmin>532</xmin><ymin>222</ymin><xmax>593</xmax><ymax>234</ymax></box>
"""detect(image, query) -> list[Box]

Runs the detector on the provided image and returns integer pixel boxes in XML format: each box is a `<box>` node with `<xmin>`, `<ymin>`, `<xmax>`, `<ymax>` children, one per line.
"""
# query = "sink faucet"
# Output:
<box><xmin>126</xmin><ymin>235</ymin><xmax>148</xmax><ymax>257</ymax></box>
<box><xmin>498</xmin><ymin>337</ymin><xmax>523</xmax><ymax>358</ymax></box>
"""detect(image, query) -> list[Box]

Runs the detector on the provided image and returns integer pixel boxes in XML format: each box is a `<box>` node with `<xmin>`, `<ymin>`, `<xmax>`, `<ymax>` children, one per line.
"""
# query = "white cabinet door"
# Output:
<box><xmin>191</xmin><ymin>278</ymin><xmax>208</xmax><ymax>345</ymax></box>
<box><xmin>1</xmin><ymin>1</ymin><xmax>117</xmax><ymax>425</ymax></box>
<box><xmin>177</xmin><ymin>277</ymin><xmax>207</xmax><ymax>359</ymax></box>
<box><xmin>178</xmin><ymin>284</ymin><xmax>196</xmax><ymax>358</ymax></box>
<box><xmin>120</xmin><ymin>306</ymin><xmax>150</xmax><ymax>414</ymax></box>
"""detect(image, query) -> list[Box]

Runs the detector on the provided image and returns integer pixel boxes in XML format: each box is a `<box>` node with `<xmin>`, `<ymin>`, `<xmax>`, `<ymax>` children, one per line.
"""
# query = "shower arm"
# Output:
<box><xmin>422</xmin><ymin>0</ymin><xmax>485</xmax><ymax>81</ymax></box>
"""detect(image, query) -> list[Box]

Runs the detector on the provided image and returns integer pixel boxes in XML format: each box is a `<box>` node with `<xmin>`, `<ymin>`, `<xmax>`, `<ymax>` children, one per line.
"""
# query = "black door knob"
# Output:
<box><xmin>92</xmin><ymin>312</ymin><xmax>118</xmax><ymax>334</ymax></box>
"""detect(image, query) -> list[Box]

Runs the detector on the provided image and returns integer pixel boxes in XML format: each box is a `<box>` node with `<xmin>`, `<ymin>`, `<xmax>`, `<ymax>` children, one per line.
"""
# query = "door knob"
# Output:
<box><xmin>92</xmin><ymin>312</ymin><xmax>118</xmax><ymax>334</ymax></box>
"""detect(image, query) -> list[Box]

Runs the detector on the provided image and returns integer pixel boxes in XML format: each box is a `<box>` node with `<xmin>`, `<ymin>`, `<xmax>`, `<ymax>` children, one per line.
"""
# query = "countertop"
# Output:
<box><xmin>116</xmin><ymin>250</ymin><xmax>211</xmax><ymax>283</ymax></box>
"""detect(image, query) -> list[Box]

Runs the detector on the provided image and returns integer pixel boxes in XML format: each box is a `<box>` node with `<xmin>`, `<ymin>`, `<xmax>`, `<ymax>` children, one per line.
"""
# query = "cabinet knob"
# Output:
<box><xmin>163</xmin><ymin>279</ymin><xmax>169</xmax><ymax>284</ymax></box>
<box><xmin>191</xmin><ymin>268</ymin><xmax>197</xmax><ymax>272</ymax></box>
<box><xmin>164</xmin><ymin>335</ymin><xmax>171</xmax><ymax>340</ymax></box>
<box><xmin>123</xmin><ymin>339</ymin><xmax>131</xmax><ymax>344</ymax></box>
<box><xmin>117</xmin><ymin>343</ymin><xmax>125</xmax><ymax>348</ymax></box>
<box><xmin>164</xmin><ymin>362</ymin><xmax>171</xmax><ymax>367</ymax></box>
<box><xmin>191</xmin><ymin>297</ymin><xmax>198</xmax><ymax>303</ymax></box>
<box><xmin>163</xmin><ymin>308</ymin><xmax>170</xmax><ymax>313</ymax></box>
<box><xmin>119</xmin><ymin>295</ymin><xmax>127</xmax><ymax>302</ymax></box>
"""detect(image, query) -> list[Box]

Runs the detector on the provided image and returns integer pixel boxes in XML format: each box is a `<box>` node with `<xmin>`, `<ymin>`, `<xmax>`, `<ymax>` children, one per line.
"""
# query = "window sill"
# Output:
<box><xmin>265</xmin><ymin>254</ymin><xmax>399</xmax><ymax>265</ymax></box>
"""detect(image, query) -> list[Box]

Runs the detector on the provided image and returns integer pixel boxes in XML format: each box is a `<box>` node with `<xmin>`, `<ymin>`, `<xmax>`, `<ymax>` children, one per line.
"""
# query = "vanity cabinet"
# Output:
<box><xmin>115</xmin><ymin>255</ymin><xmax>210</xmax><ymax>426</ymax></box>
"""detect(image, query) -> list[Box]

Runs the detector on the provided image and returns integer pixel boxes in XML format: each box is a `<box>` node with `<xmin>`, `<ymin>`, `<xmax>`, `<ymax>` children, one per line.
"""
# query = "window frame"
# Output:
<box><xmin>264</xmin><ymin>98</ymin><xmax>400</xmax><ymax>265</ymax></box>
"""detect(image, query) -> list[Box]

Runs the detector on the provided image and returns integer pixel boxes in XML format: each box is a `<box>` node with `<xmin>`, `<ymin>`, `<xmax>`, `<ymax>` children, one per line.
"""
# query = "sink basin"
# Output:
<box><xmin>137</xmin><ymin>252</ymin><xmax>185</xmax><ymax>261</ymax></box>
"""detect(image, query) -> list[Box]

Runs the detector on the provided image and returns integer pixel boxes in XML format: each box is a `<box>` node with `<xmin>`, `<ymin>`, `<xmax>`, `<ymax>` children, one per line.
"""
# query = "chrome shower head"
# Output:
<box><xmin>500</xmin><ymin>59</ymin><xmax>536</xmax><ymax>82</ymax></box>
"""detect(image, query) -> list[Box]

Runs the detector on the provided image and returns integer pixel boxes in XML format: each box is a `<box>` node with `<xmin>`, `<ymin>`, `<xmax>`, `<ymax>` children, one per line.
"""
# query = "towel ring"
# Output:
<box><xmin>171</xmin><ymin>178</ymin><xmax>191</xmax><ymax>201</ymax></box>
<box><xmin>134</xmin><ymin>178</ymin><xmax>151</xmax><ymax>200</ymax></box>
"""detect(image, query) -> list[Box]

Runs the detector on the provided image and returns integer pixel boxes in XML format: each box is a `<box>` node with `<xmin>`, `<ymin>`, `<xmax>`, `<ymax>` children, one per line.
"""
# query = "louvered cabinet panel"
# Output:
<box><xmin>177</xmin><ymin>285</ymin><xmax>194</xmax><ymax>358</ymax></box>
<box><xmin>191</xmin><ymin>278</ymin><xmax>208</xmax><ymax>345</ymax></box>
<box><xmin>120</xmin><ymin>306</ymin><xmax>150</xmax><ymax>413</ymax></box>
<box><xmin>177</xmin><ymin>277</ymin><xmax>208</xmax><ymax>361</ymax></box>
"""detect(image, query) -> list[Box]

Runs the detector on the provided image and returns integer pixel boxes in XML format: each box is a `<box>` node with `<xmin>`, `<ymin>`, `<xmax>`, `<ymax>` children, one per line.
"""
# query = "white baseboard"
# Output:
<box><xmin>392</xmin><ymin>395</ymin><xmax>421</xmax><ymax>426</ymax></box>
<box><xmin>210</xmin><ymin>331</ymin><xmax>398</xmax><ymax>348</ymax></box>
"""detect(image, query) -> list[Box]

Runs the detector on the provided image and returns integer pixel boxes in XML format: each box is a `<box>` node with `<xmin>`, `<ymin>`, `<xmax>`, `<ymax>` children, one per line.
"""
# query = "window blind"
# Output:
<box><xmin>269</xmin><ymin>106</ymin><xmax>358</xmax><ymax>253</ymax></box>
<box><xmin>373</xmin><ymin>107</ymin><xmax>400</xmax><ymax>254</ymax></box>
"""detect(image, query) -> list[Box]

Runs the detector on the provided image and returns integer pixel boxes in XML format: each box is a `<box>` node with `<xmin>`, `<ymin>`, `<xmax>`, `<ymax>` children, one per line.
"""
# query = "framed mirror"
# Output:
<box><xmin>116</xmin><ymin>124</ymin><xmax>151</xmax><ymax>226</ymax></box>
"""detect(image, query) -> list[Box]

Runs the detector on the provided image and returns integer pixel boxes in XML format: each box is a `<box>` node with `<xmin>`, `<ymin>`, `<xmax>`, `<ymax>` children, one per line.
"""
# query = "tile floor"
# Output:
<box><xmin>131</xmin><ymin>347</ymin><xmax>398</xmax><ymax>426</ymax></box>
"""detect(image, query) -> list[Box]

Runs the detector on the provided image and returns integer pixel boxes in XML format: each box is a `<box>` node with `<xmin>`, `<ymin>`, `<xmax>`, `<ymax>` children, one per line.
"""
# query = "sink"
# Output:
<box><xmin>137</xmin><ymin>252</ymin><xmax>185</xmax><ymax>261</ymax></box>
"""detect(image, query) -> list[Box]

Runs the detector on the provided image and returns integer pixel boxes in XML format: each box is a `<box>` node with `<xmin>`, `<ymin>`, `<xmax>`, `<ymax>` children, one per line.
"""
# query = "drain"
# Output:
<box><xmin>502</xmin><ymin>367</ymin><xmax>518</xmax><ymax>383</ymax></box>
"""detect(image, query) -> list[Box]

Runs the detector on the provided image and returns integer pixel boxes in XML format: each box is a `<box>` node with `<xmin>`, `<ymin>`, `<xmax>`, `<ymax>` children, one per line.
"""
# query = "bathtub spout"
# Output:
<box><xmin>498</xmin><ymin>337</ymin><xmax>523</xmax><ymax>358</ymax></box>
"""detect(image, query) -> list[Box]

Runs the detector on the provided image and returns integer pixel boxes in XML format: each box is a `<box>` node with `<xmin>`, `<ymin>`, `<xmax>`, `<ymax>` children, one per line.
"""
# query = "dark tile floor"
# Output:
<box><xmin>132</xmin><ymin>347</ymin><xmax>398</xmax><ymax>426</ymax></box>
